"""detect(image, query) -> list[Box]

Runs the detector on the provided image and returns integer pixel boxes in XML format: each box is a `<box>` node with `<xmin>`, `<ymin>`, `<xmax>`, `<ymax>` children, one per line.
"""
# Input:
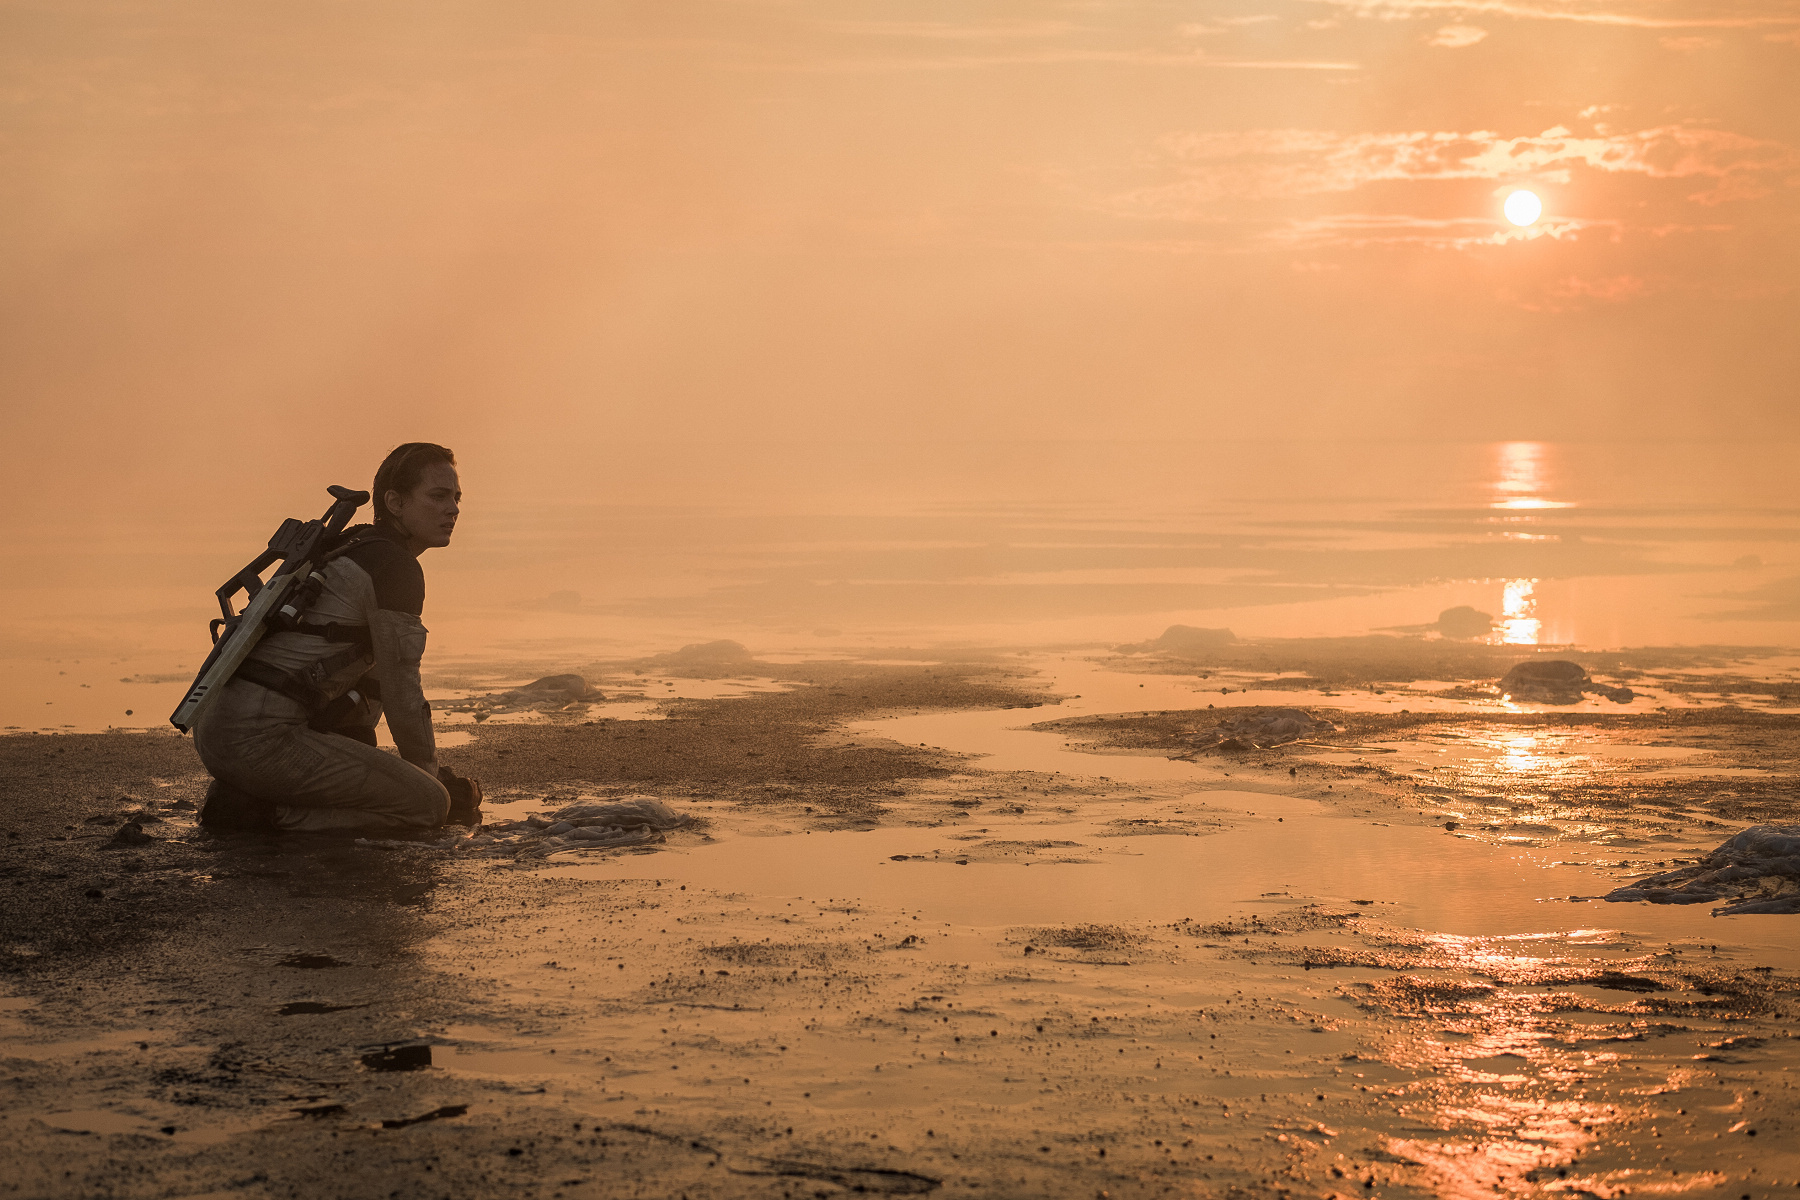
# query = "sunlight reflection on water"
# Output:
<box><xmin>1499</xmin><ymin>578</ymin><xmax>1541</xmax><ymax>645</ymax></box>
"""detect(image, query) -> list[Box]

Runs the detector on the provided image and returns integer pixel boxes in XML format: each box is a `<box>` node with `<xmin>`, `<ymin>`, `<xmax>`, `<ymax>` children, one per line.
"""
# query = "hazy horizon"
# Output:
<box><xmin>4</xmin><ymin>0</ymin><xmax>1798</xmax><ymax>529</ymax></box>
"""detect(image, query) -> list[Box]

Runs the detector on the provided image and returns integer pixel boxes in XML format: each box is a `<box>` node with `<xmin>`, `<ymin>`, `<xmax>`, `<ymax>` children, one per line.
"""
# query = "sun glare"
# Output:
<box><xmin>1504</xmin><ymin>190</ymin><xmax>1542</xmax><ymax>227</ymax></box>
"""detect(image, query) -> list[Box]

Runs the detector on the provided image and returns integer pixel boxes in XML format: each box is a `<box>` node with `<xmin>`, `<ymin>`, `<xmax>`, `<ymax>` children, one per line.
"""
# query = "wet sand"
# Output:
<box><xmin>3</xmin><ymin>652</ymin><xmax>1798</xmax><ymax>1199</ymax></box>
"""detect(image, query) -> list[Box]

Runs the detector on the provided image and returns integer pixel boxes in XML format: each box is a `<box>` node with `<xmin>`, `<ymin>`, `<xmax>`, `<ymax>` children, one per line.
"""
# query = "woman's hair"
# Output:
<box><xmin>373</xmin><ymin>442</ymin><xmax>457</xmax><ymax>523</ymax></box>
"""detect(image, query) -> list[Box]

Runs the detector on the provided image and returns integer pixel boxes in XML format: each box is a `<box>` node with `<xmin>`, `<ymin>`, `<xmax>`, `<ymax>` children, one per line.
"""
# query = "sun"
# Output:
<box><xmin>1504</xmin><ymin>189</ymin><xmax>1543</xmax><ymax>227</ymax></box>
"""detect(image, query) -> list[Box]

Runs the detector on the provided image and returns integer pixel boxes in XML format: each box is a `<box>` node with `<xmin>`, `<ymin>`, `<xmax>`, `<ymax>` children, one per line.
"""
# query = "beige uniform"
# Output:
<box><xmin>193</xmin><ymin>525</ymin><xmax>448</xmax><ymax>833</ymax></box>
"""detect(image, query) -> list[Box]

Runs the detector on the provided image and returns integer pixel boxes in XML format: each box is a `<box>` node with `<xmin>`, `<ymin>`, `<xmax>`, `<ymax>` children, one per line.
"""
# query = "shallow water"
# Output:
<box><xmin>548</xmin><ymin>797</ymin><xmax>1796</xmax><ymax>959</ymax></box>
<box><xmin>536</xmin><ymin>658</ymin><xmax>1800</xmax><ymax>962</ymax></box>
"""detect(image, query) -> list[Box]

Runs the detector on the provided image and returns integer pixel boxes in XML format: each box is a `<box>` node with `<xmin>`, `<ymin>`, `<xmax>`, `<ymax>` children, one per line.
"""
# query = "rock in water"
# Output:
<box><xmin>1604</xmin><ymin>825</ymin><xmax>1800</xmax><ymax>915</ymax></box>
<box><xmin>507</xmin><ymin>674</ymin><xmax>596</xmax><ymax>701</ymax></box>
<box><xmin>1434</xmin><ymin>606</ymin><xmax>1494</xmax><ymax>639</ymax></box>
<box><xmin>651</xmin><ymin>640</ymin><xmax>757</xmax><ymax>668</ymax></box>
<box><xmin>1499</xmin><ymin>660</ymin><xmax>1590</xmax><ymax>705</ymax></box>
<box><xmin>1120</xmin><ymin>625</ymin><xmax>1236</xmax><ymax>655</ymax></box>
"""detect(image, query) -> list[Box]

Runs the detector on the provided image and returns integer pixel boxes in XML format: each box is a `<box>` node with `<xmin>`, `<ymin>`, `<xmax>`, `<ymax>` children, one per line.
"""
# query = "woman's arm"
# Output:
<box><xmin>369</xmin><ymin>608</ymin><xmax>438</xmax><ymax>776</ymax></box>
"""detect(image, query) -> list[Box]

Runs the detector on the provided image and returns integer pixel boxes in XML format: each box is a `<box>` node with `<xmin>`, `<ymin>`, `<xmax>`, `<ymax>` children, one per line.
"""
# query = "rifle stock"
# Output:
<box><xmin>168</xmin><ymin>486</ymin><xmax>368</xmax><ymax>733</ymax></box>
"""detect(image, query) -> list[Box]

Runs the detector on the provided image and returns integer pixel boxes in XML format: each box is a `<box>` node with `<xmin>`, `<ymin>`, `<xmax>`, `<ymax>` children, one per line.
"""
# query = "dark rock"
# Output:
<box><xmin>508</xmin><ymin>674</ymin><xmax>596</xmax><ymax>701</ymax></box>
<box><xmin>382</xmin><ymin>1104</ymin><xmax>468</xmax><ymax>1129</ymax></box>
<box><xmin>108</xmin><ymin>821</ymin><xmax>152</xmax><ymax>846</ymax></box>
<box><xmin>360</xmin><ymin>1042</ymin><xmax>433</xmax><ymax>1072</ymax></box>
<box><xmin>651</xmin><ymin>640</ymin><xmax>757</xmax><ymax>667</ymax></box>
<box><xmin>1499</xmin><ymin>660</ymin><xmax>1590</xmax><ymax>704</ymax></box>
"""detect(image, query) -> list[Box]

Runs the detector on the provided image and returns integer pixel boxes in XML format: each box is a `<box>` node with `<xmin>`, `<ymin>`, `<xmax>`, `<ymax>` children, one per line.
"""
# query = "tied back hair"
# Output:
<box><xmin>372</xmin><ymin>443</ymin><xmax>456</xmax><ymax>524</ymax></box>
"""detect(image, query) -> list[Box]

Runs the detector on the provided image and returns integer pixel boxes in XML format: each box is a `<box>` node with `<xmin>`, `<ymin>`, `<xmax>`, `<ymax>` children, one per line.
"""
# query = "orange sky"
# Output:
<box><xmin>2</xmin><ymin>0</ymin><xmax>1797</xmax><ymax>516</ymax></box>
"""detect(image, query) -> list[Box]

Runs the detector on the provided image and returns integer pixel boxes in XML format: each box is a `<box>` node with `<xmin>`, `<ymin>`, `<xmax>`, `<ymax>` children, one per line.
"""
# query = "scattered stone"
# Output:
<box><xmin>108</xmin><ymin>821</ymin><xmax>152</xmax><ymax>847</ymax></box>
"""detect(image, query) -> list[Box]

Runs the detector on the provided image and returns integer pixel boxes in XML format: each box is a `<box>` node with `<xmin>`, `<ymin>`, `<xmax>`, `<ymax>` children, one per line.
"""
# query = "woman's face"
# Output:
<box><xmin>387</xmin><ymin>462</ymin><xmax>461</xmax><ymax>550</ymax></box>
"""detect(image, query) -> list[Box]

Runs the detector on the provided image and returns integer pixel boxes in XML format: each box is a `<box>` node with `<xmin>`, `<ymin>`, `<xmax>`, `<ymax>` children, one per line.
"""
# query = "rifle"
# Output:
<box><xmin>169</xmin><ymin>485</ymin><xmax>369</xmax><ymax>733</ymax></box>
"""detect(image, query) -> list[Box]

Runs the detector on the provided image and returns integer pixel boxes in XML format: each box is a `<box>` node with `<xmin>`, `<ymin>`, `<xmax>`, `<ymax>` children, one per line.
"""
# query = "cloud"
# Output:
<box><xmin>1659</xmin><ymin>34</ymin><xmax>1722</xmax><ymax>50</ymax></box>
<box><xmin>1307</xmin><ymin>0</ymin><xmax>1800</xmax><ymax>31</ymax></box>
<box><xmin>1109</xmin><ymin>124</ymin><xmax>1799</xmax><ymax>216</ymax></box>
<box><xmin>822</xmin><ymin>20</ymin><xmax>1082</xmax><ymax>41</ymax></box>
<box><xmin>1426</xmin><ymin>24</ymin><xmax>1489</xmax><ymax>45</ymax></box>
<box><xmin>783</xmin><ymin>49</ymin><xmax>1360</xmax><ymax>73</ymax></box>
<box><xmin>1261</xmin><ymin>212</ymin><xmax>1603</xmax><ymax>249</ymax></box>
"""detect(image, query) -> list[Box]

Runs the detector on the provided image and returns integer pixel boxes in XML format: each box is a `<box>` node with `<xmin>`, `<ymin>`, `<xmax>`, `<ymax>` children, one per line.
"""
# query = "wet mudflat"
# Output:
<box><xmin>2</xmin><ymin>651</ymin><xmax>1798</xmax><ymax>1199</ymax></box>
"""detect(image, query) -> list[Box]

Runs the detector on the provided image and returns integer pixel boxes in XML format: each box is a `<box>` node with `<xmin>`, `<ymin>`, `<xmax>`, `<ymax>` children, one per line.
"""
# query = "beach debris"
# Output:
<box><xmin>360</xmin><ymin>1042</ymin><xmax>433</xmax><ymax>1072</ymax></box>
<box><xmin>465</xmin><ymin>795</ymin><xmax>690</xmax><ymax>858</ymax></box>
<box><xmin>1186</xmin><ymin>707</ymin><xmax>1336</xmax><ymax>753</ymax></box>
<box><xmin>554</xmin><ymin>796</ymin><xmax>688</xmax><ymax>828</ymax></box>
<box><xmin>1119</xmin><ymin>624</ymin><xmax>1236</xmax><ymax>655</ymax></box>
<box><xmin>440</xmin><ymin>673</ymin><xmax>602</xmax><ymax>719</ymax></box>
<box><xmin>1604</xmin><ymin>823</ymin><xmax>1800</xmax><ymax>915</ymax></box>
<box><xmin>1499</xmin><ymin>660</ymin><xmax>1634</xmax><ymax>705</ymax></box>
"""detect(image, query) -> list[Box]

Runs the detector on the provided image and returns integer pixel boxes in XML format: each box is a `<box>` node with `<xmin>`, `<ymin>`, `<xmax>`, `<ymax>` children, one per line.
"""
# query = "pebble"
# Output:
<box><xmin>109</xmin><ymin>822</ymin><xmax>152</xmax><ymax>846</ymax></box>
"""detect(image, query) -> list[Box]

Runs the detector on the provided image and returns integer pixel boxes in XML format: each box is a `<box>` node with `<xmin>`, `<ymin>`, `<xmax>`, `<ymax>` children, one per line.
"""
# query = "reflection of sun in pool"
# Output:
<box><xmin>1504</xmin><ymin>189</ymin><xmax>1542</xmax><ymax>226</ymax></box>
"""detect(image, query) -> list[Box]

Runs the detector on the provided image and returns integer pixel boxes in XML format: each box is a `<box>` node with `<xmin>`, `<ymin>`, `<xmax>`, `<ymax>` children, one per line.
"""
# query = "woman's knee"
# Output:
<box><xmin>399</xmin><ymin>766</ymin><xmax>452</xmax><ymax>828</ymax></box>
